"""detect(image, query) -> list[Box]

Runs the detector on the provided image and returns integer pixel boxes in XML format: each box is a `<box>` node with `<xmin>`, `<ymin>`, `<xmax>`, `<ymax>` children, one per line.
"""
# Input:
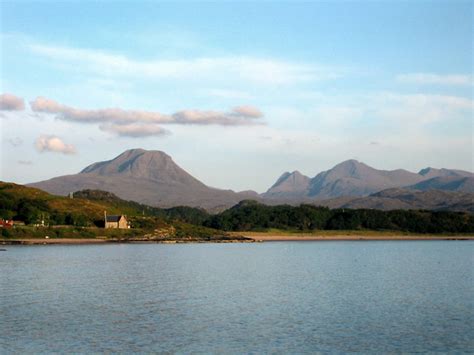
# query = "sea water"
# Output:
<box><xmin>1</xmin><ymin>241</ymin><xmax>473</xmax><ymax>352</ymax></box>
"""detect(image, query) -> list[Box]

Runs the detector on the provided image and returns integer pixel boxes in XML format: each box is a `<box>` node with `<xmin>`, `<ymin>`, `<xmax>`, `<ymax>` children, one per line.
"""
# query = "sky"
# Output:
<box><xmin>0</xmin><ymin>0</ymin><xmax>472</xmax><ymax>193</ymax></box>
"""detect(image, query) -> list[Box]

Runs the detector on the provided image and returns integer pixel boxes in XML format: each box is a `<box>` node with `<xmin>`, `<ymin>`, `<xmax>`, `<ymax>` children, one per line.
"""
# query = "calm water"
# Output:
<box><xmin>1</xmin><ymin>241</ymin><xmax>473</xmax><ymax>353</ymax></box>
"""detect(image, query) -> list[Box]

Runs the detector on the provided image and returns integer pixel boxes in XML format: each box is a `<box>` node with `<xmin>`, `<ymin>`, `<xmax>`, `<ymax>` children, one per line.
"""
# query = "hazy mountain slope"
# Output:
<box><xmin>27</xmin><ymin>149</ymin><xmax>474</xmax><ymax>211</ymax></box>
<box><xmin>28</xmin><ymin>149</ymin><xmax>258</xmax><ymax>211</ymax></box>
<box><xmin>263</xmin><ymin>171</ymin><xmax>311</xmax><ymax>200</ymax></box>
<box><xmin>408</xmin><ymin>176</ymin><xmax>474</xmax><ymax>193</ymax></box>
<box><xmin>418</xmin><ymin>167</ymin><xmax>473</xmax><ymax>179</ymax></box>
<box><xmin>265</xmin><ymin>161</ymin><xmax>474</xmax><ymax>202</ymax></box>
<box><xmin>316</xmin><ymin>188</ymin><xmax>474</xmax><ymax>212</ymax></box>
<box><xmin>306</xmin><ymin>160</ymin><xmax>425</xmax><ymax>199</ymax></box>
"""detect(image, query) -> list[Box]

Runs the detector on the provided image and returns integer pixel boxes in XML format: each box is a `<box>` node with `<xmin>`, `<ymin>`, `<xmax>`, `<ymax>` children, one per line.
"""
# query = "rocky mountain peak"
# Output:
<box><xmin>79</xmin><ymin>148</ymin><xmax>201</xmax><ymax>185</ymax></box>
<box><xmin>325</xmin><ymin>159</ymin><xmax>371</xmax><ymax>179</ymax></box>
<box><xmin>419</xmin><ymin>167</ymin><xmax>434</xmax><ymax>176</ymax></box>
<box><xmin>418</xmin><ymin>167</ymin><xmax>473</xmax><ymax>179</ymax></box>
<box><xmin>264</xmin><ymin>170</ymin><xmax>311</xmax><ymax>199</ymax></box>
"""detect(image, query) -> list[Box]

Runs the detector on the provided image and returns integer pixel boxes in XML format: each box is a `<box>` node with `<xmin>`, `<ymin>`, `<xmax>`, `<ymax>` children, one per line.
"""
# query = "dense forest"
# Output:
<box><xmin>1</xmin><ymin>183</ymin><xmax>473</xmax><ymax>234</ymax></box>
<box><xmin>204</xmin><ymin>200</ymin><xmax>474</xmax><ymax>234</ymax></box>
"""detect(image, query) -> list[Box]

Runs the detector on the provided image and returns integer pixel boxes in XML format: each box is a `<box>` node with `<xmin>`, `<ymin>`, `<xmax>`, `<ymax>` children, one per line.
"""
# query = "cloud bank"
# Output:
<box><xmin>28</xmin><ymin>43</ymin><xmax>339</xmax><ymax>85</ymax></box>
<box><xmin>99</xmin><ymin>123</ymin><xmax>170</xmax><ymax>137</ymax></box>
<box><xmin>30</xmin><ymin>96</ymin><xmax>265</xmax><ymax>137</ymax></box>
<box><xmin>0</xmin><ymin>93</ymin><xmax>25</xmax><ymax>111</ymax></box>
<box><xmin>396</xmin><ymin>73</ymin><xmax>473</xmax><ymax>86</ymax></box>
<box><xmin>35</xmin><ymin>135</ymin><xmax>76</xmax><ymax>154</ymax></box>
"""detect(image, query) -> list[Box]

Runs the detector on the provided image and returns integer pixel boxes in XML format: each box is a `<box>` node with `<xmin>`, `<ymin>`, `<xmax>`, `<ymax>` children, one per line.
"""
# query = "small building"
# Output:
<box><xmin>104</xmin><ymin>212</ymin><xmax>128</xmax><ymax>229</ymax></box>
<box><xmin>0</xmin><ymin>219</ymin><xmax>14</xmax><ymax>228</ymax></box>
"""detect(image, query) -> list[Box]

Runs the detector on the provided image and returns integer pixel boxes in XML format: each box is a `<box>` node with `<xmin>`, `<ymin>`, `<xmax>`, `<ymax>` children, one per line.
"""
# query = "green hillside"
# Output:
<box><xmin>0</xmin><ymin>182</ymin><xmax>230</xmax><ymax>241</ymax></box>
<box><xmin>2</xmin><ymin>182</ymin><xmax>473</xmax><ymax>237</ymax></box>
<box><xmin>0</xmin><ymin>182</ymin><xmax>209</xmax><ymax>227</ymax></box>
<box><xmin>0</xmin><ymin>182</ymin><xmax>115</xmax><ymax>225</ymax></box>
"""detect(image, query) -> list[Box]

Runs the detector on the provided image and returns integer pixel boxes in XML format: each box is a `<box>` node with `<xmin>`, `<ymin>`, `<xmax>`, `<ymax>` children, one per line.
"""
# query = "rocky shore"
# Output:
<box><xmin>0</xmin><ymin>237</ymin><xmax>257</xmax><ymax>245</ymax></box>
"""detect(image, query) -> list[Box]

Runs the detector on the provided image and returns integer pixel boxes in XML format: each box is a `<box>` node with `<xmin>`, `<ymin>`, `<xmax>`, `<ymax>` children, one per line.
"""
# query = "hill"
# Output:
<box><xmin>27</xmin><ymin>148</ymin><xmax>473</xmax><ymax>210</ymax></box>
<box><xmin>28</xmin><ymin>149</ymin><xmax>258</xmax><ymax>212</ymax></box>
<box><xmin>0</xmin><ymin>182</ymin><xmax>209</xmax><ymax>226</ymax></box>
<box><xmin>263</xmin><ymin>171</ymin><xmax>311</xmax><ymax>200</ymax></box>
<box><xmin>0</xmin><ymin>182</ymin><xmax>243</xmax><ymax>241</ymax></box>
<box><xmin>265</xmin><ymin>160</ymin><xmax>473</xmax><ymax>201</ymax></box>
<box><xmin>2</xmin><ymin>182</ymin><xmax>473</xmax><ymax>236</ymax></box>
<box><xmin>407</xmin><ymin>176</ymin><xmax>474</xmax><ymax>193</ymax></box>
<box><xmin>321</xmin><ymin>188</ymin><xmax>474</xmax><ymax>213</ymax></box>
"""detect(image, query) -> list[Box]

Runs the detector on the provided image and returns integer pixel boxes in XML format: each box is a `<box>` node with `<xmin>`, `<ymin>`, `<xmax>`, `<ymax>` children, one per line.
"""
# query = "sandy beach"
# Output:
<box><xmin>244</xmin><ymin>235</ymin><xmax>474</xmax><ymax>241</ymax></box>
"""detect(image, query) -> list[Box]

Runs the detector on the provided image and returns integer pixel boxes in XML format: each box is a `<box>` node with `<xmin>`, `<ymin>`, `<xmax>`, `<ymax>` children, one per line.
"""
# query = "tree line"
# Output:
<box><xmin>203</xmin><ymin>200</ymin><xmax>474</xmax><ymax>234</ymax></box>
<box><xmin>1</xmin><ymin>188</ymin><xmax>473</xmax><ymax>234</ymax></box>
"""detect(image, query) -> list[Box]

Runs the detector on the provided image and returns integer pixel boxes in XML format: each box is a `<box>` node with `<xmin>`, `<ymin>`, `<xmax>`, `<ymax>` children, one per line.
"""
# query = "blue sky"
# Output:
<box><xmin>1</xmin><ymin>0</ymin><xmax>472</xmax><ymax>192</ymax></box>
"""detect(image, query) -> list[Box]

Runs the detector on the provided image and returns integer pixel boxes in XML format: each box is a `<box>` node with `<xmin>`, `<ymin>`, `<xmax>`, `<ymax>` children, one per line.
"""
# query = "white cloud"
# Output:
<box><xmin>28</xmin><ymin>43</ymin><xmax>339</xmax><ymax>85</ymax></box>
<box><xmin>266</xmin><ymin>92</ymin><xmax>473</xmax><ymax>137</ymax></box>
<box><xmin>396</xmin><ymin>73</ymin><xmax>473</xmax><ymax>86</ymax></box>
<box><xmin>232</xmin><ymin>106</ymin><xmax>263</xmax><ymax>118</ymax></box>
<box><xmin>31</xmin><ymin>96</ymin><xmax>172</xmax><ymax>124</ymax></box>
<box><xmin>28</xmin><ymin>96</ymin><xmax>265</xmax><ymax>139</ymax></box>
<box><xmin>35</xmin><ymin>135</ymin><xmax>76</xmax><ymax>154</ymax></box>
<box><xmin>172</xmin><ymin>106</ymin><xmax>264</xmax><ymax>126</ymax></box>
<box><xmin>100</xmin><ymin>123</ymin><xmax>170</xmax><ymax>137</ymax></box>
<box><xmin>0</xmin><ymin>93</ymin><xmax>25</xmax><ymax>111</ymax></box>
<box><xmin>372</xmin><ymin>92</ymin><xmax>473</xmax><ymax>124</ymax></box>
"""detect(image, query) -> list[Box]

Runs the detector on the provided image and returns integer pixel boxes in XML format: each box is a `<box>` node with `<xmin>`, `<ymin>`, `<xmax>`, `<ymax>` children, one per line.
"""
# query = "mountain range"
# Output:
<box><xmin>28</xmin><ymin>148</ymin><xmax>474</xmax><ymax>212</ymax></box>
<box><xmin>264</xmin><ymin>160</ymin><xmax>473</xmax><ymax>201</ymax></box>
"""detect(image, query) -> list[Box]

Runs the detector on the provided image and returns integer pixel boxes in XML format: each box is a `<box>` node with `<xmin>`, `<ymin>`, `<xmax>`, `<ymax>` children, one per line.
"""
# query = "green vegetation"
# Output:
<box><xmin>1</xmin><ymin>225</ymin><xmax>141</xmax><ymax>239</ymax></box>
<box><xmin>0</xmin><ymin>183</ymin><xmax>209</xmax><ymax>227</ymax></box>
<box><xmin>1</xmin><ymin>183</ymin><xmax>473</xmax><ymax>238</ymax></box>
<box><xmin>203</xmin><ymin>200</ymin><xmax>474</xmax><ymax>234</ymax></box>
<box><xmin>0</xmin><ymin>183</ymin><xmax>223</xmax><ymax>241</ymax></box>
<box><xmin>73</xmin><ymin>190</ymin><xmax>209</xmax><ymax>225</ymax></box>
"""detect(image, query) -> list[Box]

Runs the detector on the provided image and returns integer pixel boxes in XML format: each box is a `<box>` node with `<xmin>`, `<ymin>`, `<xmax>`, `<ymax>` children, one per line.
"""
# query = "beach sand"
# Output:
<box><xmin>242</xmin><ymin>234</ymin><xmax>474</xmax><ymax>241</ymax></box>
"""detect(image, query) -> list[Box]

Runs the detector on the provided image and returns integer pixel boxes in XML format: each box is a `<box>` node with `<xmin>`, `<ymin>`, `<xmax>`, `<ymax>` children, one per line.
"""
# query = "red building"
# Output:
<box><xmin>0</xmin><ymin>219</ymin><xmax>14</xmax><ymax>228</ymax></box>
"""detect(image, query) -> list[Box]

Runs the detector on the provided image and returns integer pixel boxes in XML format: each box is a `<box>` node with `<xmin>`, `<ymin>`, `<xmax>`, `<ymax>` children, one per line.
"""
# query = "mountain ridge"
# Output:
<box><xmin>28</xmin><ymin>148</ymin><xmax>474</xmax><ymax>211</ymax></box>
<box><xmin>266</xmin><ymin>159</ymin><xmax>473</xmax><ymax>201</ymax></box>
<box><xmin>28</xmin><ymin>149</ymin><xmax>260</xmax><ymax>212</ymax></box>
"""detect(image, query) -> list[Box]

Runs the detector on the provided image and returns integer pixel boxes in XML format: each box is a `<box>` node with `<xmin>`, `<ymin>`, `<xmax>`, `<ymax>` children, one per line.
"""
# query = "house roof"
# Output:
<box><xmin>106</xmin><ymin>215</ymin><xmax>125</xmax><ymax>222</ymax></box>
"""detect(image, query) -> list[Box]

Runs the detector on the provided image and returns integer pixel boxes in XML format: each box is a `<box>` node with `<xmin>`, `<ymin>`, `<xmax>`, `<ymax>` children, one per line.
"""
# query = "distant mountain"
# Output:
<box><xmin>263</xmin><ymin>171</ymin><xmax>311</xmax><ymax>200</ymax></box>
<box><xmin>28</xmin><ymin>149</ymin><xmax>473</xmax><ymax>211</ymax></box>
<box><xmin>317</xmin><ymin>188</ymin><xmax>474</xmax><ymax>213</ymax></box>
<box><xmin>28</xmin><ymin>149</ymin><xmax>258</xmax><ymax>212</ymax></box>
<box><xmin>408</xmin><ymin>176</ymin><xmax>474</xmax><ymax>193</ymax></box>
<box><xmin>306</xmin><ymin>160</ymin><xmax>424</xmax><ymax>199</ymax></box>
<box><xmin>418</xmin><ymin>167</ymin><xmax>473</xmax><ymax>179</ymax></box>
<box><xmin>265</xmin><ymin>160</ymin><xmax>425</xmax><ymax>201</ymax></box>
<box><xmin>265</xmin><ymin>160</ymin><xmax>474</xmax><ymax>202</ymax></box>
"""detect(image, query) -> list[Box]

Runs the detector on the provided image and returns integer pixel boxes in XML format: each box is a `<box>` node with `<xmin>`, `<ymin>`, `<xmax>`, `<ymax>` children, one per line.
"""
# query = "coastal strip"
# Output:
<box><xmin>0</xmin><ymin>238</ymin><xmax>256</xmax><ymax>245</ymax></box>
<box><xmin>243</xmin><ymin>235</ymin><xmax>474</xmax><ymax>241</ymax></box>
<box><xmin>2</xmin><ymin>235</ymin><xmax>474</xmax><ymax>245</ymax></box>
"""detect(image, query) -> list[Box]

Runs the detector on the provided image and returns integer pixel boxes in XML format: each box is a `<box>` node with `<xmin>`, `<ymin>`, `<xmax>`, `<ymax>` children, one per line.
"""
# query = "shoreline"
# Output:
<box><xmin>0</xmin><ymin>238</ymin><xmax>256</xmax><ymax>245</ymax></box>
<box><xmin>1</xmin><ymin>234</ymin><xmax>474</xmax><ymax>245</ymax></box>
<box><xmin>244</xmin><ymin>235</ymin><xmax>474</xmax><ymax>241</ymax></box>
